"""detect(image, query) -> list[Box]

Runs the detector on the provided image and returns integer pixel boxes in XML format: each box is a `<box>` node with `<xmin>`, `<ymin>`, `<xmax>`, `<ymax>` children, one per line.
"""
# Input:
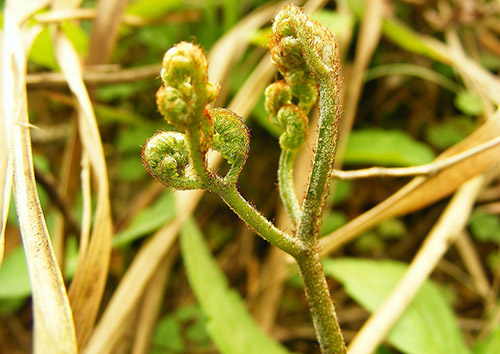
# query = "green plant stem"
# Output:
<box><xmin>186</xmin><ymin>127</ymin><xmax>212</xmax><ymax>180</ymax></box>
<box><xmin>296</xmin><ymin>252</ymin><xmax>346</xmax><ymax>354</ymax></box>
<box><xmin>278</xmin><ymin>149</ymin><xmax>301</xmax><ymax>227</ymax></box>
<box><xmin>296</xmin><ymin>78</ymin><xmax>340</xmax><ymax>246</ymax></box>
<box><xmin>212</xmin><ymin>183</ymin><xmax>306</xmax><ymax>258</ymax></box>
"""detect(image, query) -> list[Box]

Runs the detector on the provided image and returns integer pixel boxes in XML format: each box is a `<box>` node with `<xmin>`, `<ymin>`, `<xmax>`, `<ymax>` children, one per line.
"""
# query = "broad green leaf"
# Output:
<box><xmin>344</xmin><ymin>129</ymin><xmax>435</xmax><ymax>166</ymax></box>
<box><xmin>311</xmin><ymin>10</ymin><xmax>354</xmax><ymax>37</ymax></box>
<box><xmin>126</xmin><ymin>0</ymin><xmax>183</xmax><ymax>18</ymax></box>
<box><xmin>112</xmin><ymin>191</ymin><xmax>176</xmax><ymax>247</ymax></box>
<box><xmin>29</xmin><ymin>27</ymin><xmax>58</xmax><ymax>69</ymax></box>
<box><xmin>319</xmin><ymin>210</ymin><xmax>347</xmax><ymax>237</ymax></box>
<box><xmin>324</xmin><ymin>258</ymin><xmax>470</xmax><ymax>354</ymax></box>
<box><xmin>473</xmin><ymin>326</ymin><xmax>500</xmax><ymax>354</ymax></box>
<box><xmin>380</xmin><ymin>19</ymin><xmax>448</xmax><ymax>62</ymax></box>
<box><xmin>425</xmin><ymin>116</ymin><xmax>476</xmax><ymax>150</ymax></box>
<box><xmin>0</xmin><ymin>246</ymin><xmax>31</xmax><ymax>298</ymax></box>
<box><xmin>116</xmin><ymin>155</ymin><xmax>146</xmax><ymax>182</ymax></box>
<box><xmin>469</xmin><ymin>211</ymin><xmax>500</xmax><ymax>243</ymax></box>
<box><xmin>151</xmin><ymin>315</ymin><xmax>185</xmax><ymax>353</ymax></box>
<box><xmin>0</xmin><ymin>237</ymin><xmax>79</xmax><ymax>299</ymax></box>
<box><xmin>455</xmin><ymin>91</ymin><xmax>484</xmax><ymax>116</ymax></box>
<box><xmin>29</xmin><ymin>22</ymin><xmax>89</xmax><ymax>70</ymax></box>
<box><xmin>151</xmin><ymin>305</ymin><xmax>211</xmax><ymax>353</ymax></box>
<box><xmin>180</xmin><ymin>219</ymin><xmax>291</xmax><ymax>354</ymax></box>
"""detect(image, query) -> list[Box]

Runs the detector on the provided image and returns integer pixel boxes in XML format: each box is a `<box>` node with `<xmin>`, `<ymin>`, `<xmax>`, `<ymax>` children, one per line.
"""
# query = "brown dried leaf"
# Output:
<box><xmin>3</xmin><ymin>4</ymin><xmax>77</xmax><ymax>352</ymax></box>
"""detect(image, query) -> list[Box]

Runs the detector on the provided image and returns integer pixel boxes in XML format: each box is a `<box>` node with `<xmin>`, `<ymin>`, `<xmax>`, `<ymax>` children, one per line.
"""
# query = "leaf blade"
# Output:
<box><xmin>180</xmin><ymin>219</ymin><xmax>291</xmax><ymax>354</ymax></box>
<box><xmin>324</xmin><ymin>258</ymin><xmax>470</xmax><ymax>354</ymax></box>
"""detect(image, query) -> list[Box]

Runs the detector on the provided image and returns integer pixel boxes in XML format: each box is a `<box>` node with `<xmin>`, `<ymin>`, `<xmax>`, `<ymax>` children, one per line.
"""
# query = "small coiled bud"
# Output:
<box><xmin>142</xmin><ymin>131</ymin><xmax>189</xmax><ymax>178</ymax></box>
<box><xmin>209</xmin><ymin>108</ymin><xmax>250</xmax><ymax>182</ymax></box>
<box><xmin>264</xmin><ymin>81</ymin><xmax>292</xmax><ymax>118</ymax></box>
<box><xmin>157</xmin><ymin>42</ymin><xmax>219</xmax><ymax>133</ymax></box>
<box><xmin>161</xmin><ymin>42</ymin><xmax>207</xmax><ymax>85</ymax></box>
<box><xmin>156</xmin><ymin>86</ymin><xmax>189</xmax><ymax>127</ymax></box>
<box><xmin>142</xmin><ymin>131</ymin><xmax>202</xmax><ymax>189</ymax></box>
<box><xmin>271</xmin><ymin>5</ymin><xmax>340</xmax><ymax>80</ymax></box>
<box><xmin>276</xmin><ymin>105</ymin><xmax>308</xmax><ymax>150</ymax></box>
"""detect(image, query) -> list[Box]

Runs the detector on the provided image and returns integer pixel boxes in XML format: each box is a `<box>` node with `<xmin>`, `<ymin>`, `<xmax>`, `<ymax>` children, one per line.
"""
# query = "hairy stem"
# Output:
<box><xmin>278</xmin><ymin>149</ymin><xmax>301</xmax><ymax>227</ymax></box>
<box><xmin>295</xmin><ymin>78</ymin><xmax>343</xmax><ymax>354</ymax></box>
<box><xmin>213</xmin><ymin>183</ymin><xmax>306</xmax><ymax>258</ymax></box>
<box><xmin>296</xmin><ymin>79</ymin><xmax>340</xmax><ymax>246</ymax></box>
<box><xmin>297</xmin><ymin>252</ymin><xmax>346</xmax><ymax>354</ymax></box>
<box><xmin>185</xmin><ymin>128</ymin><xmax>211</xmax><ymax>181</ymax></box>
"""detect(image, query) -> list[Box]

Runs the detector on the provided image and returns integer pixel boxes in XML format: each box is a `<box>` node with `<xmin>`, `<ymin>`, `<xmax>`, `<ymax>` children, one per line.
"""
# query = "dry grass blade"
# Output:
<box><xmin>53</xmin><ymin>32</ymin><xmax>113</xmax><ymax>346</ymax></box>
<box><xmin>348</xmin><ymin>175</ymin><xmax>484</xmax><ymax>354</ymax></box>
<box><xmin>87</xmin><ymin>0</ymin><xmax>128</xmax><ymax>65</ymax></box>
<box><xmin>333</xmin><ymin>135</ymin><xmax>500</xmax><ymax>179</ymax></box>
<box><xmin>320</xmin><ymin>109</ymin><xmax>500</xmax><ymax>256</ymax></box>
<box><xmin>455</xmin><ymin>232</ymin><xmax>490</xmax><ymax>299</ymax></box>
<box><xmin>3</xmin><ymin>5</ymin><xmax>77</xmax><ymax>352</ymax></box>
<box><xmin>131</xmin><ymin>251</ymin><xmax>176</xmax><ymax>354</ymax></box>
<box><xmin>0</xmin><ymin>33</ymin><xmax>12</xmax><ymax>266</ymax></box>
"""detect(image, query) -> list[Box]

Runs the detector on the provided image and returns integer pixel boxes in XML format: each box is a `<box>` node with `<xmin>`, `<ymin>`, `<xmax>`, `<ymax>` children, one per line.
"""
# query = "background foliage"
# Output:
<box><xmin>2</xmin><ymin>0</ymin><xmax>500</xmax><ymax>353</ymax></box>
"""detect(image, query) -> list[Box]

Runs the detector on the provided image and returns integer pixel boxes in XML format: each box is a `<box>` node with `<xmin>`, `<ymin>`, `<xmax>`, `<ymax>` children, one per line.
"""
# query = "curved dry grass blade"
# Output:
<box><xmin>131</xmin><ymin>251</ymin><xmax>175</xmax><ymax>354</ymax></box>
<box><xmin>87</xmin><ymin>0</ymin><xmax>128</xmax><ymax>65</ymax></box>
<box><xmin>348</xmin><ymin>175</ymin><xmax>484</xmax><ymax>354</ymax></box>
<box><xmin>3</xmin><ymin>7</ymin><xmax>77</xmax><ymax>353</ymax></box>
<box><xmin>53</xmin><ymin>32</ymin><xmax>113</xmax><ymax>347</ymax></box>
<box><xmin>320</xmin><ymin>109</ymin><xmax>500</xmax><ymax>256</ymax></box>
<box><xmin>0</xmin><ymin>34</ymin><xmax>13</xmax><ymax>267</ymax></box>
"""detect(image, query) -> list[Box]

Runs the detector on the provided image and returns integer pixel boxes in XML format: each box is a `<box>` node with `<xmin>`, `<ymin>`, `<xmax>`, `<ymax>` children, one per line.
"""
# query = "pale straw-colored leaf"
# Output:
<box><xmin>53</xmin><ymin>31</ymin><xmax>113</xmax><ymax>347</ymax></box>
<box><xmin>131</xmin><ymin>252</ymin><xmax>176</xmax><ymax>354</ymax></box>
<box><xmin>0</xmin><ymin>33</ymin><xmax>12</xmax><ymax>267</ymax></box>
<box><xmin>3</xmin><ymin>2</ymin><xmax>77</xmax><ymax>352</ymax></box>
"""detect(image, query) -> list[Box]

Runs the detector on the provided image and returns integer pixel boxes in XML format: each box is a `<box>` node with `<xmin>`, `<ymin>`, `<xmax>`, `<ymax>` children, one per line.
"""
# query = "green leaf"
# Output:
<box><xmin>380</xmin><ymin>19</ymin><xmax>448</xmax><ymax>62</ymax></box>
<box><xmin>319</xmin><ymin>210</ymin><xmax>347</xmax><ymax>237</ymax></box>
<box><xmin>29</xmin><ymin>21</ymin><xmax>89</xmax><ymax>70</ymax></box>
<box><xmin>0</xmin><ymin>246</ymin><xmax>31</xmax><ymax>298</ymax></box>
<box><xmin>344</xmin><ymin>129</ymin><xmax>435</xmax><ymax>166</ymax></box>
<box><xmin>455</xmin><ymin>91</ymin><xmax>484</xmax><ymax>116</ymax></box>
<box><xmin>425</xmin><ymin>116</ymin><xmax>476</xmax><ymax>150</ymax></box>
<box><xmin>311</xmin><ymin>10</ymin><xmax>354</xmax><ymax>37</ymax></box>
<box><xmin>469</xmin><ymin>211</ymin><xmax>500</xmax><ymax>243</ymax></box>
<box><xmin>126</xmin><ymin>0</ymin><xmax>183</xmax><ymax>18</ymax></box>
<box><xmin>112</xmin><ymin>191</ymin><xmax>176</xmax><ymax>247</ymax></box>
<box><xmin>474</xmin><ymin>326</ymin><xmax>500</xmax><ymax>354</ymax></box>
<box><xmin>323</xmin><ymin>258</ymin><xmax>470</xmax><ymax>354</ymax></box>
<box><xmin>0</xmin><ymin>237</ymin><xmax>80</xmax><ymax>300</ymax></box>
<box><xmin>116</xmin><ymin>155</ymin><xmax>147</xmax><ymax>182</ymax></box>
<box><xmin>180</xmin><ymin>219</ymin><xmax>291</xmax><ymax>354</ymax></box>
<box><xmin>151</xmin><ymin>315</ymin><xmax>185</xmax><ymax>353</ymax></box>
<box><xmin>29</xmin><ymin>27</ymin><xmax>58</xmax><ymax>69</ymax></box>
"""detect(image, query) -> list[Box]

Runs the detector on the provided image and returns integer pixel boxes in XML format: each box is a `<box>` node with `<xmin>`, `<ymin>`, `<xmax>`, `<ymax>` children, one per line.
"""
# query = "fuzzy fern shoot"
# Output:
<box><xmin>142</xmin><ymin>5</ymin><xmax>345</xmax><ymax>353</ymax></box>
